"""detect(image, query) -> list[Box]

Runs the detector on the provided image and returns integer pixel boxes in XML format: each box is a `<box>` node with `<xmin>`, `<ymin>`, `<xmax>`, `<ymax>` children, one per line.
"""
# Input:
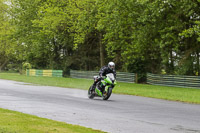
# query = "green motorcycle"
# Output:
<box><xmin>88</xmin><ymin>73</ymin><xmax>117</xmax><ymax>100</ymax></box>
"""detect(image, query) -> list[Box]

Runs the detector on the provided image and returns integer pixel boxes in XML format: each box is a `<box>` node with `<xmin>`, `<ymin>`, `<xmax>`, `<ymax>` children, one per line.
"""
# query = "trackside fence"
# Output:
<box><xmin>147</xmin><ymin>73</ymin><xmax>200</xmax><ymax>89</ymax></box>
<box><xmin>26</xmin><ymin>69</ymin><xmax>63</xmax><ymax>77</ymax></box>
<box><xmin>70</xmin><ymin>70</ymin><xmax>135</xmax><ymax>83</ymax></box>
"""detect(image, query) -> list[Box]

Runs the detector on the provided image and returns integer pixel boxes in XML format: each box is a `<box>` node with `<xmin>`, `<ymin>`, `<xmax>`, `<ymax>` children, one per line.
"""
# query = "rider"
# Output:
<box><xmin>92</xmin><ymin>62</ymin><xmax>116</xmax><ymax>93</ymax></box>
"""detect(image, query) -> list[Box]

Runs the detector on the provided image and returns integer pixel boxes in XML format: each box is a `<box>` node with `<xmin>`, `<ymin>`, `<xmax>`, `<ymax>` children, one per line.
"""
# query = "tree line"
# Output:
<box><xmin>0</xmin><ymin>0</ymin><xmax>200</xmax><ymax>82</ymax></box>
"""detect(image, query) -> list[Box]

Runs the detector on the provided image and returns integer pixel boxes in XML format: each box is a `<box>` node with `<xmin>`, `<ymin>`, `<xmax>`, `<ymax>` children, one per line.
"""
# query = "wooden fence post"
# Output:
<box><xmin>135</xmin><ymin>73</ymin><xmax>138</xmax><ymax>83</ymax></box>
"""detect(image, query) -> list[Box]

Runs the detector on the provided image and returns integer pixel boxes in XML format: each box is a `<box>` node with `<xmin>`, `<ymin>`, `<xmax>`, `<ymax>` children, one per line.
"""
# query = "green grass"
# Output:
<box><xmin>0</xmin><ymin>108</ymin><xmax>104</xmax><ymax>133</ymax></box>
<box><xmin>115</xmin><ymin>82</ymin><xmax>200</xmax><ymax>104</ymax></box>
<box><xmin>0</xmin><ymin>73</ymin><xmax>200</xmax><ymax>104</ymax></box>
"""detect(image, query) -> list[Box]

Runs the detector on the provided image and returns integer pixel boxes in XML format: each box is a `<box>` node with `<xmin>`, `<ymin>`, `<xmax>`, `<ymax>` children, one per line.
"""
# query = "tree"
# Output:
<box><xmin>3</xmin><ymin>0</ymin><xmax>200</xmax><ymax>79</ymax></box>
<box><xmin>0</xmin><ymin>0</ymin><xmax>17</xmax><ymax>71</ymax></box>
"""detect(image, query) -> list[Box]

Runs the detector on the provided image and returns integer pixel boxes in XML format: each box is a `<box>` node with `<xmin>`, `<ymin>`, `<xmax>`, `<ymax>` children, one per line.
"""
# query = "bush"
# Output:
<box><xmin>21</xmin><ymin>62</ymin><xmax>32</xmax><ymax>75</ymax></box>
<box><xmin>22</xmin><ymin>62</ymin><xmax>32</xmax><ymax>70</ymax></box>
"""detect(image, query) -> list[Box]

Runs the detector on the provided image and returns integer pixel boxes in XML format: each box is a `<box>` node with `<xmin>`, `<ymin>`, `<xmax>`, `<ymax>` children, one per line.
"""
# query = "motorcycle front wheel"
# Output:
<box><xmin>103</xmin><ymin>87</ymin><xmax>112</xmax><ymax>100</ymax></box>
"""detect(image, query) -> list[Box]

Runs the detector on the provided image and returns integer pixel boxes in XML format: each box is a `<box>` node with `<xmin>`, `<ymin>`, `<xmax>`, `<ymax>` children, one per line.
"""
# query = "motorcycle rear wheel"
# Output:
<box><xmin>88</xmin><ymin>86</ymin><xmax>95</xmax><ymax>99</ymax></box>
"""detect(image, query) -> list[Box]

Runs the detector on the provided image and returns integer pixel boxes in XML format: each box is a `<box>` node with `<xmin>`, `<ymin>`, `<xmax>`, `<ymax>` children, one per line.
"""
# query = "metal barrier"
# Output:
<box><xmin>26</xmin><ymin>69</ymin><xmax>63</xmax><ymax>77</ymax></box>
<box><xmin>70</xmin><ymin>70</ymin><xmax>135</xmax><ymax>83</ymax></box>
<box><xmin>147</xmin><ymin>73</ymin><xmax>200</xmax><ymax>89</ymax></box>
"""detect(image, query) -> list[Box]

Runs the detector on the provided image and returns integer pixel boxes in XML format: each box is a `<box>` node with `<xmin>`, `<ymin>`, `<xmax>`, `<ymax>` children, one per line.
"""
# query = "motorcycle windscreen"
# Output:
<box><xmin>106</xmin><ymin>73</ymin><xmax>115</xmax><ymax>81</ymax></box>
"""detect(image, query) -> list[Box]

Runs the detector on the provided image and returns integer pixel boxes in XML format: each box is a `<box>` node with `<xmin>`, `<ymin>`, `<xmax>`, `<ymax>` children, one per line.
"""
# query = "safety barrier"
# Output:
<box><xmin>70</xmin><ymin>70</ymin><xmax>135</xmax><ymax>83</ymax></box>
<box><xmin>147</xmin><ymin>73</ymin><xmax>200</xmax><ymax>89</ymax></box>
<box><xmin>26</xmin><ymin>69</ymin><xmax>63</xmax><ymax>77</ymax></box>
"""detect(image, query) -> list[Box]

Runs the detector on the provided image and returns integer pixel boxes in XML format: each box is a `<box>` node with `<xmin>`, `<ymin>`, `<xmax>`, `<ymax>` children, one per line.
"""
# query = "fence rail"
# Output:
<box><xmin>26</xmin><ymin>69</ymin><xmax>63</xmax><ymax>77</ymax></box>
<box><xmin>147</xmin><ymin>73</ymin><xmax>200</xmax><ymax>89</ymax></box>
<box><xmin>70</xmin><ymin>70</ymin><xmax>135</xmax><ymax>83</ymax></box>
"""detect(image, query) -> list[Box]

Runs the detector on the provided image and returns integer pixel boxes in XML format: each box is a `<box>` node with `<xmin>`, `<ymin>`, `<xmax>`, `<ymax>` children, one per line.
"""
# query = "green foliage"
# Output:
<box><xmin>0</xmin><ymin>0</ymin><xmax>17</xmax><ymax>71</ymax></box>
<box><xmin>22</xmin><ymin>62</ymin><xmax>31</xmax><ymax>70</ymax></box>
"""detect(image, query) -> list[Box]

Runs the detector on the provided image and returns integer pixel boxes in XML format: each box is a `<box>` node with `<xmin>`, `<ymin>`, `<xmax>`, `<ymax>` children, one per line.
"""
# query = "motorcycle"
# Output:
<box><xmin>88</xmin><ymin>73</ymin><xmax>117</xmax><ymax>100</ymax></box>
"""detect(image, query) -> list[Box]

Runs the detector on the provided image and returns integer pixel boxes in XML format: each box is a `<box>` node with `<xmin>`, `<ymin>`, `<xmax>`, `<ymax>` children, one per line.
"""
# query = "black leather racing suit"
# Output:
<box><xmin>99</xmin><ymin>66</ymin><xmax>116</xmax><ymax>78</ymax></box>
<box><xmin>92</xmin><ymin>66</ymin><xmax>116</xmax><ymax>91</ymax></box>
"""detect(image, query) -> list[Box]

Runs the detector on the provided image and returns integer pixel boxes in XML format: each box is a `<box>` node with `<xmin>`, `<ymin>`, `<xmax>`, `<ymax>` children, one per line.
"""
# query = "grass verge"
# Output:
<box><xmin>0</xmin><ymin>108</ymin><xmax>104</xmax><ymax>133</ymax></box>
<box><xmin>0</xmin><ymin>73</ymin><xmax>200</xmax><ymax>104</ymax></box>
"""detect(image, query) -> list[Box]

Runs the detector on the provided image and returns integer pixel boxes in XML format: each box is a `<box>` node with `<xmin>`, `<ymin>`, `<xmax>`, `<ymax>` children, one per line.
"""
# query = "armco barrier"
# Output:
<box><xmin>70</xmin><ymin>70</ymin><xmax>135</xmax><ymax>83</ymax></box>
<box><xmin>26</xmin><ymin>69</ymin><xmax>63</xmax><ymax>77</ymax></box>
<box><xmin>147</xmin><ymin>73</ymin><xmax>200</xmax><ymax>89</ymax></box>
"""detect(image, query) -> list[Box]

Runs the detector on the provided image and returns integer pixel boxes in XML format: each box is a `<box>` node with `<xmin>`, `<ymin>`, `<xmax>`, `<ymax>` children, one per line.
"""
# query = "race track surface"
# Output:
<box><xmin>0</xmin><ymin>79</ymin><xmax>200</xmax><ymax>133</ymax></box>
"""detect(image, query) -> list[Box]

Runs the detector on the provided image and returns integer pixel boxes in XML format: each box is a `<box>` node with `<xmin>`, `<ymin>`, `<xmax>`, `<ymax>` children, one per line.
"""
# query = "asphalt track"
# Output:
<box><xmin>0</xmin><ymin>79</ymin><xmax>200</xmax><ymax>133</ymax></box>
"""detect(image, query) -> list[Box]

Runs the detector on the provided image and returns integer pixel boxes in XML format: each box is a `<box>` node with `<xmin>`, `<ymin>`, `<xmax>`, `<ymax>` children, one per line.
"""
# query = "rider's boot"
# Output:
<box><xmin>100</xmin><ymin>84</ymin><xmax>105</xmax><ymax>94</ymax></box>
<box><xmin>103</xmin><ymin>88</ymin><xmax>106</xmax><ymax>94</ymax></box>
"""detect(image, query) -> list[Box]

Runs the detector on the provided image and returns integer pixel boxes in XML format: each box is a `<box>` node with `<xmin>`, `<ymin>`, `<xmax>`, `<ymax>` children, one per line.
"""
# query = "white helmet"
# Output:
<box><xmin>108</xmin><ymin>62</ymin><xmax>115</xmax><ymax>70</ymax></box>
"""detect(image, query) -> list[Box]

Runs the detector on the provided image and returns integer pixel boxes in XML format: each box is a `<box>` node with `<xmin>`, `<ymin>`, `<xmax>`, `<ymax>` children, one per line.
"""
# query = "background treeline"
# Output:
<box><xmin>0</xmin><ymin>0</ymin><xmax>200</xmax><ymax>82</ymax></box>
